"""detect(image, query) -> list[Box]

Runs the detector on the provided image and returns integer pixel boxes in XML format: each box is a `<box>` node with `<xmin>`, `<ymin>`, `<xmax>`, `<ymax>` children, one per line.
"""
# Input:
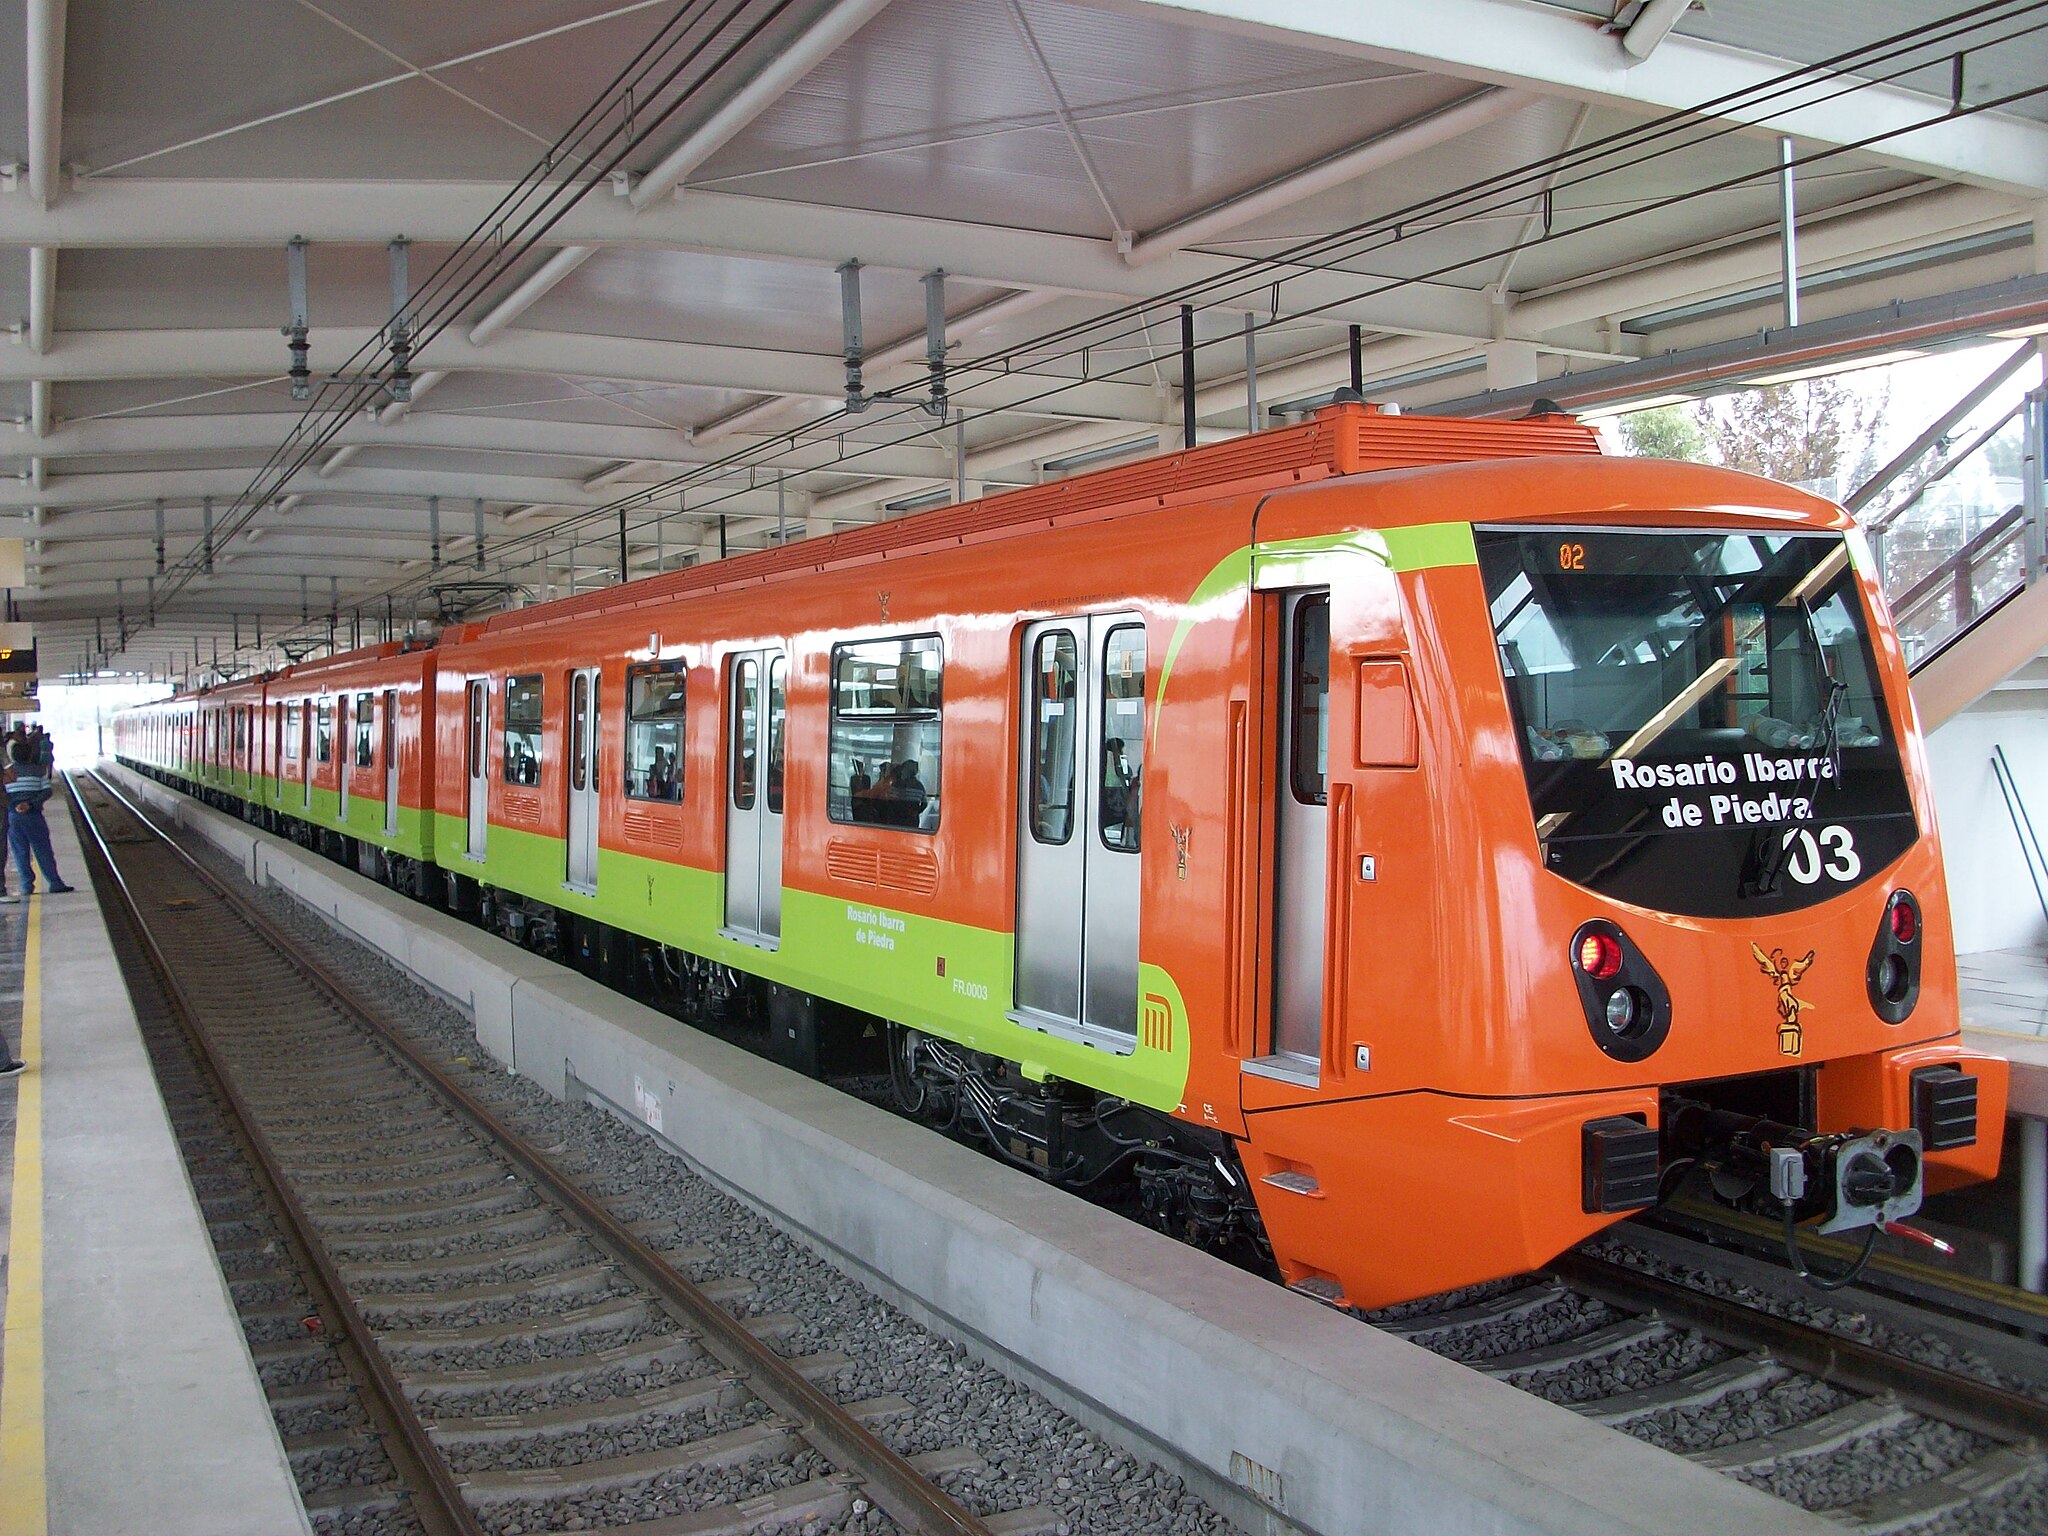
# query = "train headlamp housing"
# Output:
<box><xmin>1866</xmin><ymin>889</ymin><xmax>1922</xmax><ymax>1024</ymax></box>
<box><xmin>1569</xmin><ymin>921</ymin><xmax>1671</xmax><ymax>1063</ymax></box>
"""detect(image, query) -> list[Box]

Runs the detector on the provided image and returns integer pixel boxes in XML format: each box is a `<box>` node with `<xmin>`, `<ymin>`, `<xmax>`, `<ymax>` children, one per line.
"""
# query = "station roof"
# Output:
<box><xmin>4</xmin><ymin>0</ymin><xmax>2044</xmax><ymax>683</ymax></box>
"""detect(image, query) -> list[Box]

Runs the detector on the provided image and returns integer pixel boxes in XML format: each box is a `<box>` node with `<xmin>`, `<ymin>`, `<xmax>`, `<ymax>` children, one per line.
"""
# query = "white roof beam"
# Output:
<box><xmin>0</xmin><ymin>184</ymin><xmax>1497</xmax><ymax>342</ymax></box>
<box><xmin>0</xmin><ymin>326</ymin><xmax>1163</xmax><ymax>423</ymax></box>
<box><xmin>1</xmin><ymin>465</ymin><xmax>618</xmax><ymax>512</ymax></box>
<box><xmin>459</xmin><ymin>0</ymin><xmax>903</xmax><ymax>356</ymax></box>
<box><xmin>26</xmin><ymin>0</ymin><xmax>66</xmax><ymax>209</ymax></box>
<box><xmin>13</xmin><ymin>411</ymin><xmax>955</xmax><ymax>481</ymax></box>
<box><xmin>1101</xmin><ymin>0</ymin><xmax>2048</xmax><ymax>195</ymax></box>
<box><xmin>1621</xmin><ymin>0</ymin><xmax>1693</xmax><ymax>64</ymax></box>
<box><xmin>1123</xmin><ymin>88</ymin><xmax>1536</xmax><ymax>265</ymax></box>
<box><xmin>630</xmin><ymin>0</ymin><xmax>894</xmax><ymax>210</ymax></box>
<box><xmin>25</xmin><ymin>246</ymin><xmax>56</xmax><ymax>354</ymax></box>
<box><xmin>466</xmin><ymin>247</ymin><xmax>595</xmax><ymax>345</ymax></box>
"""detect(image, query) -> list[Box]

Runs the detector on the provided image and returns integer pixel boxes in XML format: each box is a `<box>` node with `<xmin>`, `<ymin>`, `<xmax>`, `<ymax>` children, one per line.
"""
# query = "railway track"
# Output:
<box><xmin>71</xmin><ymin>771</ymin><xmax>1058</xmax><ymax>1536</ymax></box>
<box><xmin>1364</xmin><ymin>1235</ymin><xmax>2048</xmax><ymax>1533</ymax></box>
<box><xmin>88</xmin><ymin>760</ymin><xmax>2048</xmax><ymax>1536</ymax></box>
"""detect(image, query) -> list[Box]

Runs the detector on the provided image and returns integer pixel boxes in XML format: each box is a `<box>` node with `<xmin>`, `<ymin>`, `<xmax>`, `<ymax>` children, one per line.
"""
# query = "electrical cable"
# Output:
<box><xmin>1784</xmin><ymin>1204</ymin><xmax>1883</xmax><ymax>1291</ymax></box>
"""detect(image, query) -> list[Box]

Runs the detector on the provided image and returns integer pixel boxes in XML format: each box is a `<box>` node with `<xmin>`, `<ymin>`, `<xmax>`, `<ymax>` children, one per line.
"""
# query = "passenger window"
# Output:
<box><xmin>502</xmin><ymin>674</ymin><xmax>543</xmax><ymax>786</ymax></box>
<box><xmin>732</xmin><ymin>659</ymin><xmax>758</xmax><ymax>810</ymax></box>
<box><xmin>766</xmin><ymin>657</ymin><xmax>787</xmax><ymax>815</ymax></box>
<box><xmin>354</xmin><ymin>693</ymin><xmax>373</xmax><ymax>768</ymax></box>
<box><xmin>1291</xmin><ymin>596</ymin><xmax>1330</xmax><ymax>806</ymax></box>
<box><xmin>828</xmin><ymin>635</ymin><xmax>941</xmax><ymax>832</ymax></box>
<box><xmin>1100</xmin><ymin>626</ymin><xmax>1145</xmax><ymax>851</ymax></box>
<box><xmin>624</xmin><ymin>663</ymin><xmax>685</xmax><ymax>802</ymax></box>
<box><xmin>1028</xmin><ymin>631</ymin><xmax>1077</xmax><ymax>845</ymax></box>
<box><xmin>315</xmin><ymin>702</ymin><xmax>333</xmax><ymax>764</ymax></box>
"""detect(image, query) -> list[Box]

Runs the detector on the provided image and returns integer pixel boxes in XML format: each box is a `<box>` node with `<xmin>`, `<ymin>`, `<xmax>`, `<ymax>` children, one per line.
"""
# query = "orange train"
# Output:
<box><xmin>116</xmin><ymin>401</ymin><xmax>2007</xmax><ymax>1308</ymax></box>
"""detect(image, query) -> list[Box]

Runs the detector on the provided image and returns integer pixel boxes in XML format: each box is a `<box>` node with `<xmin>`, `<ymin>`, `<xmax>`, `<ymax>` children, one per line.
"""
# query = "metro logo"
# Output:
<box><xmin>1141</xmin><ymin>992</ymin><xmax>1173</xmax><ymax>1053</ymax></box>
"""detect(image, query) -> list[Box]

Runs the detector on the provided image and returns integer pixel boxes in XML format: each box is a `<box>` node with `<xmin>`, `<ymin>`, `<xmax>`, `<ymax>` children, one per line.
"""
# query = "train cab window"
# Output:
<box><xmin>624</xmin><ymin>663</ymin><xmax>685</xmax><ymax>802</ymax></box>
<box><xmin>503</xmin><ymin>674</ymin><xmax>543</xmax><ymax>786</ymax></box>
<box><xmin>828</xmin><ymin>634</ymin><xmax>941</xmax><ymax>832</ymax></box>
<box><xmin>731</xmin><ymin>659</ymin><xmax>758</xmax><ymax>810</ymax></box>
<box><xmin>1289</xmin><ymin>595</ymin><xmax>1331</xmax><ymax>806</ymax></box>
<box><xmin>315</xmin><ymin>702</ymin><xmax>332</xmax><ymax>764</ymax></box>
<box><xmin>1100</xmin><ymin>626</ymin><xmax>1145</xmax><ymax>851</ymax></box>
<box><xmin>1028</xmin><ymin>632</ymin><xmax>1077</xmax><ymax>844</ymax></box>
<box><xmin>354</xmin><ymin>693</ymin><xmax>374</xmax><ymax>768</ymax></box>
<box><xmin>284</xmin><ymin>704</ymin><xmax>301</xmax><ymax>761</ymax></box>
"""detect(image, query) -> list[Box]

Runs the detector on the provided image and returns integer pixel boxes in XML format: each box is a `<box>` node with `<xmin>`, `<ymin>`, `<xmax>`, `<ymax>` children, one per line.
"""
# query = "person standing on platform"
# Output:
<box><xmin>1</xmin><ymin>736</ymin><xmax>72</xmax><ymax>902</ymax></box>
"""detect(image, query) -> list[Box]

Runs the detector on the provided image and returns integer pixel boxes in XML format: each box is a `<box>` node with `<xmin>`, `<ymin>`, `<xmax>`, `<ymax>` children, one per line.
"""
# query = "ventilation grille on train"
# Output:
<box><xmin>825</xmin><ymin>840</ymin><xmax>939</xmax><ymax>897</ymax></box>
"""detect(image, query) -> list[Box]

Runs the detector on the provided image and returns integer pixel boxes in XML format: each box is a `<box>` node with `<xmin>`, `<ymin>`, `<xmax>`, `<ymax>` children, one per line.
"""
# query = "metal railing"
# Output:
<box><xmin>1851</xmin><ymin>348</ymin><xmax>2045</xmax><ymax>670</ymax></box>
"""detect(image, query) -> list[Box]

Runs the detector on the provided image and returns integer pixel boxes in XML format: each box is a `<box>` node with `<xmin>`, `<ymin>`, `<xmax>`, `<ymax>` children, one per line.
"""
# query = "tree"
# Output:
<box><xmin>1617</xmin><ymin>405</ymin><xmax>1709</xmax><ymax>462</ymax></box>
<box><xmin>1698</xmin><ymin>375</ymin><xmax>1889</xmax><ymax>495</ymax></box>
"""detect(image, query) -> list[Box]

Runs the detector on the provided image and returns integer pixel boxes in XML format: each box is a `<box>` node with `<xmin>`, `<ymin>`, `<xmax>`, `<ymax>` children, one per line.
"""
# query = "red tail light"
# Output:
<box><xmin>1890</xmin><ymin>900</ymin><xmax>1918</xmax><ymax>943</ymax></box>
<box><xmin>1577</xmin><ymin>932</ymin><xmax>1623</xmax><ymax>980</ymax></box>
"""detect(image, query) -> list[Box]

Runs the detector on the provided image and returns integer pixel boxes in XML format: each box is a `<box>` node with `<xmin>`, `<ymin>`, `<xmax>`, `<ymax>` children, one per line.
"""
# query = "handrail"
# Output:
<box><xmin>1847</xmin><ymin>340</ymin><xmax>2036</xmax><ymax>515</ymax></box>
<box><xmin>1866</xmin><ymin>400</ymin><xmax>2026</xmax><ymax>539</ymax></box>
<box><xmin>1890</xmin><ymin>503</ymin><xmax>2024</xmax><ymax>621</ymax></box>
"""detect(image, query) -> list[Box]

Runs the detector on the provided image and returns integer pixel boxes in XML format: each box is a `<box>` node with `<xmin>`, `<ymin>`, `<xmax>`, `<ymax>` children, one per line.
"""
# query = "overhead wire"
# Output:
<box><xmin>142</xmin><ymin>0</ymin><xmax>2048</xmax><ymax>667</ymax></box>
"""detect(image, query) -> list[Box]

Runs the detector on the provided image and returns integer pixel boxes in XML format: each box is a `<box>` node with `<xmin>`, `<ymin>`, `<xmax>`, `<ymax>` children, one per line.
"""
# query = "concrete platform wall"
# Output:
<box><xmin>105</xmin><ymin>764</ymin><xmax>1829</xmax><ymax>1536</ymax></box>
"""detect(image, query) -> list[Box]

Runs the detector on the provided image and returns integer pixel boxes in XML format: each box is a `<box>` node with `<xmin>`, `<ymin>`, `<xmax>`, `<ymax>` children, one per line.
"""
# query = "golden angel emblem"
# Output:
<box><xmin>1752</xmin><ymin>943</ymin><xmax>1816</xmax><ymax>1057</ymax></box>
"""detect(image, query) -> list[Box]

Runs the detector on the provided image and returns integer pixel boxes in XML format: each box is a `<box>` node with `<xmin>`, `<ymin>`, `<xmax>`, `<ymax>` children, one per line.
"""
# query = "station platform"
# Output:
<box><xmin>0</xmin><ymin>785</ymin><xmax>309</xmax><ymax>1535</ymax></box>
<box><xmin>1962</xmin><ymin>945</ymin><xmax>2048</xmax><ymax>1118</ymax></box>
<box><xmin>104</xmin><ymin>761</ymin><xmax>1830</xmax><ymax>1536</ymax></box>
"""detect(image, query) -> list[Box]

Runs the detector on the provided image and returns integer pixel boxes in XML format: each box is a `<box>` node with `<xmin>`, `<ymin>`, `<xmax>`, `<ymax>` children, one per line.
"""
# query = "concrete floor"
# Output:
<box><xmin>0</xmin><ymin>792</ymin><xmax>309</xmax><ymax>1536</ymax></box>
<box><xmin>1961</xmin><ymin>945</ymin><xmax>2048</xmax><ymax>1038</ymax></box>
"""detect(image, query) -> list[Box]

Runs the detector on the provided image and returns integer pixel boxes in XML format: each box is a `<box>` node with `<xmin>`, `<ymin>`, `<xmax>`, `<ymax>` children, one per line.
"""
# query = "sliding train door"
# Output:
<box><xmin>565</xmin><ymin>666</ymin><xmax>600</xmax><ymax>891</ymax></box>
<box><xmin>465</xmin><ymin>679</ymin><xmax>488</xmax><ymax>858</ymax></box>
<box><xmin>1267</xmin><ymin>588</ymin><xmax>1330</xmax><ymax>1071</ymax></box>
<box><xmin>1013</xmin><ymin>614</ymin><xmax>1145</xmax><ymax>1044</ymax></box>
<box><xmin>724</xmin><ymin>651</ymin><xmax>786</xmax><ymax>941</ymax></box>
<box><xmin>382</xmin><ymin>689</ymin><xmax>399</xmax><ymax>836</ymax></box>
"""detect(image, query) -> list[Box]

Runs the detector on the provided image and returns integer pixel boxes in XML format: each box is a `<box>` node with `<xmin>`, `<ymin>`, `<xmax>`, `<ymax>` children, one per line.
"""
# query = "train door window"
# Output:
<box><xmin>354</xmin><ymin>693</ymin><xmax>374</xmax><ymax>768</ymax></box>
<box><xmin>1290</xmin><ymin>595</ymin><xmax>1330</xmax><ymax>805</ymax></box>
<box><xmin>731</xmin><ymin>658</ymin><xmax>758</xmax><ymax>810</ymax></box>
<box><xmin>465</xmin><ymin>679</ymin><xmax>488</xmax><ymax>859</ymax></box>
<box><xmin>1028</xmin><ymin>632</ymin><xmax>1076</xmax><ymax>844</ymax></box>
<box><xmin>566</xmin><ymin>667</ymin><xmax>600</xmax><ymax>891</ymax></box>
<box><xmin>765</xmin><ymin>657</ymin><xmax>786</xmax><ymax>816</ymax></box>
<box><xmin>315</xmin><ymin>702</ymin><xmax>332</xmax><ymax>764</ymax></box>
<box><xmin>383</xmin><ymin>688</ymin><xmax>399</xmax><ymax>836</ymax></box>
<box><xmin>337</xmin><ymin>697</ymin><xmax>350</xmax><ymax>815</ymax></box>
<box><xmin>1100</xmin><ymin>626</ymin><xmax>1145</xmax><ymax>851</ymax></box>
<box><xmin>624</xmin><ymin>663</ymin><xmax>685</xmax><ymax>802</ymax></box>
<box><xmin>502</xmin><ymin>674</ymin><xmax>543</xmax><ymax>786</ymax></box>
<box><xmin>283</xmin><ymin>704</ymin><xmax>301</xmax><ymax>761</ymax></box>
<box><xmin>828</xmin><ymin>634</ymin><xmax>942</xmax><ymax>831</ymax></box>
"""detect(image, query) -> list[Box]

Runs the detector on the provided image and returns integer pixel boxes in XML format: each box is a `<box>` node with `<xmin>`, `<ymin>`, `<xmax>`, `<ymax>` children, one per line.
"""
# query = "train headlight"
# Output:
<box><xmin>1568</xmin><ymin>921</ymin><xmax>1671</xmax><ymax>1063</ymax></box>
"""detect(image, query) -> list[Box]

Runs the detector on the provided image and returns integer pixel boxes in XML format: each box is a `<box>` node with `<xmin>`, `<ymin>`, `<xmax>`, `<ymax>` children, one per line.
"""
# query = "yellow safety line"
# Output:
<box><xmin>0</xmin><ymin>899</ymin><xmax>46</xmax><ymax>1535</ymax></box>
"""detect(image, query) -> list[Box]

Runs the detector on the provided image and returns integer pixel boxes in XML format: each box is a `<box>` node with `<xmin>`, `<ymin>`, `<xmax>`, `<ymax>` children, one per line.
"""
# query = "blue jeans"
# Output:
<box><xmin>9</xmin><ymin>806</ymin><xmax>60</xmax><ymax>893</ymax></box>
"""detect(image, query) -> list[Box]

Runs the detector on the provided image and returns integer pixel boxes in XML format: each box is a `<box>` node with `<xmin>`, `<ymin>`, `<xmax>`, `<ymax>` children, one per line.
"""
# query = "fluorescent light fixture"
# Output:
<box><xmin>1746</xmin><ymin>350</ymin><xmax>1925</xmax><ymax>388</ymax></box>
<box><xmin>884</xmin><ymin>489</ymin><xmax>954</xmax><ymax>514</ymax></box>
<box><xmin>1991</xmin><ymin>320</ymin><xmax>2048</xmax><ymax>339</ymax></box>
<box><xmin>1041</xmin><ymin>436</ymin><xmax>1156</xmax><ymax>475</ymax></box>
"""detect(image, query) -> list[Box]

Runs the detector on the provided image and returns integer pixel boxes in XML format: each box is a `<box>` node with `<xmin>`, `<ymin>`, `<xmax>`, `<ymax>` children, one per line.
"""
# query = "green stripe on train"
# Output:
<box><xmin>446</xmin><ymin>820</ymin><xmax>1191</xmax><ymax>1111</ymax></box>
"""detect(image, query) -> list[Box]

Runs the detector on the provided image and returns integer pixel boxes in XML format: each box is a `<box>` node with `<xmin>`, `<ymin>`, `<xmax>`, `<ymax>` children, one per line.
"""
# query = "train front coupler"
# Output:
<box><xmin>1665</xmin><ymin>1100</ymin><xmax>1942</xmax><ymax>1289</ymax></box>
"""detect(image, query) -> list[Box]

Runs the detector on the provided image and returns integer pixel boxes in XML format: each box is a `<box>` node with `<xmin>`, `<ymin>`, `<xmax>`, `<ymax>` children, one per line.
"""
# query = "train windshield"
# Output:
<box><xmin>1476</xmin><ymin>527</ymin><xmax>1916</xmax><ymax>918</ymax></box>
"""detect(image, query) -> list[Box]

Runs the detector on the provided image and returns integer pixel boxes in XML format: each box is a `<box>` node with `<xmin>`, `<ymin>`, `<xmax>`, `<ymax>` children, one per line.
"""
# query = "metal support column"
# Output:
<box><xmin>1777</xmin><ymin>136</ymin><xmax>1800</xmax><ymax>329</ymax></box>
<box><xmin>2025</xmin><ymin>385</ymin><xmax>2046</xmax><ymax>587</ymax></box>
<box><xmin>473</xmin><ymin>497</ymin><xmax>486</xmax><ymax>572</ymax></box>
<box><xmin>2023</xmin><ymin>1117</ymin><xmax>2046</xmax><ymax>1294</ymax></box>
<box><xmin>1243</xmin><ymin>313</ymin><xmax>1259</xmax><ymax>434</ymax></box>
<box><xmin>428</xmin><ymin>494</ymin><xmax>442</xmax><ymax>571</ymax></box>
<box><xmin>1180</xmin><ymin>305</ymin><xmax>1197</xmax><ymax>451</ymax></box>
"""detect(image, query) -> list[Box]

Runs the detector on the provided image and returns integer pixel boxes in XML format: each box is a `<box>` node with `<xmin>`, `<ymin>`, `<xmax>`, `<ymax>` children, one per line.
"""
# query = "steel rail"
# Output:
<box><xmin>65</xmin><ymin>776</ymin><xmax>488</xmax><ymax>1536</ymax></box>
<box><xmin>76</xmin><ymin>769</ymin><xmax>997</xmax><ymax>1536</ymax></box>
<box><xmin>1550</xmin><ymin>1249</ymin><xmax>2048</xmax><ymax>1447</ymax></box>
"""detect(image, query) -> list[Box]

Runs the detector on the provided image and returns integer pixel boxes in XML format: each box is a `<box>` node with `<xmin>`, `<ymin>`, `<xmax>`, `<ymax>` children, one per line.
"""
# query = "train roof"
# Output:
<box><xmin>464</xmin><ymin>401</ymin><xmax>1601</xmax><ymax>640</ymax></box>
